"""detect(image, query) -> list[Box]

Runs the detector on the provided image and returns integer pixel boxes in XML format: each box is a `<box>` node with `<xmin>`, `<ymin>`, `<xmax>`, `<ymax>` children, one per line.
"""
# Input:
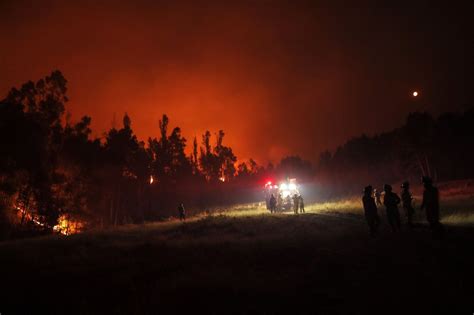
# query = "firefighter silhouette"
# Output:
<box><xmin>401</xmin><ymin>181</ymin><xmax>415</xmax><ymax>227</ymax></box>
<box><xmin>178</xmin><ymin>203</ymin><xmax>186</xmax><ymax>221</ymax></box>
<box><xmin>362</xmin><ymin>185</ymin><xmax>380</xmax><ymax>236</ymax></box>
<box><xmin>292</xmin><ymin>194</ymin><xmax>299</xmax><ymax>214</ymax></box>
<box><xmin>420</xmin><ymin>176</ymin><xmax>444</xmax><ymax>238</ymax></box>
<box><xmin>299</xmin><ymin>195</ymin><xmax>305</xmax><ymax>213</ymax></box>
<box><xmin>269</xmin><ymin>194</ymin><xmax>277</xmax><ymax>213</ymax></box>
<box><xmin>383</xmin><ymin>184</ymin><xmax>401</xmax><ymax>232</ymax></box>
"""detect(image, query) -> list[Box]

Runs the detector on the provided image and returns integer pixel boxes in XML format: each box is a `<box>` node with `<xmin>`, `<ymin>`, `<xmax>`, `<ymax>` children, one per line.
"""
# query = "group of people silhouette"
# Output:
<box><xmin>268</xmin><ymin>193</ymin><xmax>304</xmax><ymax>214</ymax></box>
<box><xmin>362</xmin><ymin>176</ymin><xmax>443</xmax><ymax>237</ymax></box>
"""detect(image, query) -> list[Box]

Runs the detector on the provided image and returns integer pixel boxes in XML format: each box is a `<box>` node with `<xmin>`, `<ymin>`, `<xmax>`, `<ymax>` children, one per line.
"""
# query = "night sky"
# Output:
<box><xmin>1</xmin><ymin>0</ymin><xmax>472</xmax><ymax>163</ymax></box>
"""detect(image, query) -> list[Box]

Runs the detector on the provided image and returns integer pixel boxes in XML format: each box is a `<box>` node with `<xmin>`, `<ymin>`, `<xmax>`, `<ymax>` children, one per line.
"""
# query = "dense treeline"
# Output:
<box><xmin>3</xmin><ymin>70</ymin><xmax>470</xmax><ymax>238</ymax></box>
<box><xmin>0</xmin><ymin>71</ymin><xmax>313</xmax><ymax>237</ymax></box>
<box><xmin>317</xmin><ymin>109</ymin><xmax>474</xmax><ymax>196</ymax></box>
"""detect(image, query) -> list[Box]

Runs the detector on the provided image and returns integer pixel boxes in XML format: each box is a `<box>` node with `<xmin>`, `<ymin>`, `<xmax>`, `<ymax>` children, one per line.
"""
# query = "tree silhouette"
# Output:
<box><xmin>317</xmin><ymin>109</ymin><xmax>474</xmax><ymax>194</ymax></box>
<box><xmin>191</xmin><ymin>137</ymin><xmax>199</xmax><ymax>174</ymax></box>
<box><xmin>199</xmin><ymin>131</ymin><xmax>219</xmax><ymax>181</ymax></box>
<box><xmin>198</xmin><ymin>130</ymin><xmax>237</xmax><ymax>182</ymax></box>
<box><xmin>1</xmin><ymin>70</ymin><xmax>69</xmax><ymax>226</ymax></box>
<box><xmin>214</xmin><ymin>130</ymin><xmax>237</xmax><ymax>182</ymax></box>
<box><xmin>148</xmin><ymin>114</ymin><xmax>192</xmax><ymax>182</ymax></box>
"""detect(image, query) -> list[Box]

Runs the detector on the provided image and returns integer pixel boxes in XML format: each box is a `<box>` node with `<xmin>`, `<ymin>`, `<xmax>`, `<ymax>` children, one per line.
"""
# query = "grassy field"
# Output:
<box><xmin>1</xmin><ymin>196</ymin><xmax>473</xmax><ymax>314</ymax></box>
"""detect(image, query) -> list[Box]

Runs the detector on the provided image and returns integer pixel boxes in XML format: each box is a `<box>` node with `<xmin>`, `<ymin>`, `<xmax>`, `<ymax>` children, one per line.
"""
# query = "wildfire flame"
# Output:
<box><xmin>15</xmin><ymin>205</ymin><xmax>83</xmax><ymax>235</ymax></box>
<box><xmin>53</xmin><ymin>215</ymin><xmax>84</xmax><ymax>235</ymax></box>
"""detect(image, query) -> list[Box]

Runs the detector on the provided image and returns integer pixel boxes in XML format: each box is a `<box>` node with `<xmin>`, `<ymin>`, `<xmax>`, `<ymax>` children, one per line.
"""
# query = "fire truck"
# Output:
<box><xmin>264</xmin><ymin>178</ymin><xmax>299</xmax><ymax>212</ymax></box>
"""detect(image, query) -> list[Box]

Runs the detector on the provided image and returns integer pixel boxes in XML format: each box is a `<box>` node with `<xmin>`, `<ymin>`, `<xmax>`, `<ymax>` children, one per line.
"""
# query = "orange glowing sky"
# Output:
<box><xmin>1</xmin><ymin>1</ymin><xmax>472</xmax><ymax>163</ymax></box>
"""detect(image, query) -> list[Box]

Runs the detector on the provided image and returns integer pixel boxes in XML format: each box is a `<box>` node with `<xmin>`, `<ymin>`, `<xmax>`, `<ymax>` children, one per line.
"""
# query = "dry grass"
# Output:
<box><xmin>129</xmin><ymin>191</ymin><xmax>474</xmax><ymax>231</ymax></box>
<box><xmin>305</xmin><ymin>197</ymin><xmax>362</xmax><ymax>215</ymax></box>
<box><xmin>1</xmin><ymin>193</ymin><xmax>473</xmax><ymax>314</ymax></box>
<box><xmin>1</xmin><ymin>184</ymin><xmax>473</xmax><ymax>314</ymax></box>
<box><xmin>195</xmin><ymin>191</ymin><xmax>474</xmax><ymax>226</ymax></box>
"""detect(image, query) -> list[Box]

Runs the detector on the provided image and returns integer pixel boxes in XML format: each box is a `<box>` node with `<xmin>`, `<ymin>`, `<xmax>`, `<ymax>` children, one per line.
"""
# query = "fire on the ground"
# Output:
<box><xmin>15</xmin><ymin>205</ymin><xmax>84</xmax><ymax>235</ymax></box>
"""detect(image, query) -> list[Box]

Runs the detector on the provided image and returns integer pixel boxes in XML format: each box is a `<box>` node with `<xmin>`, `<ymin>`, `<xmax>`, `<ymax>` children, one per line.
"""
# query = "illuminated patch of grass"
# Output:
<box><xmin>40</xmin><ymin>192</ymin><xmax>474</xmax><ymax>243</ymax></box>
<box><xmin>305</xmin><ymin>197</ymin><xmax>362</xmax><ymax>215</ymax></box>
<box><xmin>203</xmin><ymin>193</ymin><xmax>474</xmax><ymax>226</ymax></box>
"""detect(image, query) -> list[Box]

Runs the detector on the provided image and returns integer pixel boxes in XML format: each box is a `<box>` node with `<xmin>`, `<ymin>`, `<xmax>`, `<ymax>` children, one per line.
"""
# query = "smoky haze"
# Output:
<box><xmin>1</xmin><ymin>0</ymin><xmax>472</xmax><ymax>163</ymax></box>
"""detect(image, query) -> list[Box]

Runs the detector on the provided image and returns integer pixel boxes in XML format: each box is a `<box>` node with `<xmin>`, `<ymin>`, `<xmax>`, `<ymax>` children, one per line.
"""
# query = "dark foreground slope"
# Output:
<box><xmin>1</xmin><ymin>212</ymin><xmax>473</xmax><ymax>314</ymax></box>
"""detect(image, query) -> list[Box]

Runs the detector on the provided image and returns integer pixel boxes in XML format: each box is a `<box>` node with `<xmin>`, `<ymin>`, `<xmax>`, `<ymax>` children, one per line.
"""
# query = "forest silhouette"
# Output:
<box><xmin>0</xmin><ymin>71</ymin><xmax>313</xmax><ymax>237</ymax></box>
<box><xmin>1</xmin><ymin>71</ymin><xmax>472</xmax><ymax>238</ymax></box>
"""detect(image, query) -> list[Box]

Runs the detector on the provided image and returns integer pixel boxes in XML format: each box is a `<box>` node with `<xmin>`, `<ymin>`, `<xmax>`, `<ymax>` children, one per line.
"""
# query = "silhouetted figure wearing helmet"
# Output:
<box><xmin>178</xmin><ymin>203</ymin><xmax>186</xmax><ymax>221</ymax></box>
<box><xmin>383</xmin><ymin>184</ymin><xmax>401</xmax><ymax>232</ymax></box>
<box><xmin>269</xmin><ymin>194</ymin><xmax>277</xmax><ymax>214</ymax></box>
<box><xmin>401</xmin><ymin>181</ymin><xmax>415</xmax><ymax>227</ymax></box>
<box><xmin>420</xmin><ymin>176</ymin><xmax>444</xmax><ymax>238</ymax></box>
<box><xmin>293</xmin><ymin>194</ymin><xmax>299</xmax><ymax>214</ymax></box>
<box><xmin>299</xmin><ymin>195</ymin><xmax>305</xmax><ymax>213</ymax></box>
<box><xmin>362</xmin><ymin>185</ymin><xmax>380</xmax><ymax>237</ymax></box>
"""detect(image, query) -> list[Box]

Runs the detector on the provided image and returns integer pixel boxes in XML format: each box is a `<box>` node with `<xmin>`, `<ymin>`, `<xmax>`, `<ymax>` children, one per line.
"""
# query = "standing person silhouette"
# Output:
<box><xmin>298</xmin><ymin>195</ymin><xmax>305</xmax><ymax>213</ymax></box>
<box><xmin>178</xmin><ymin>203</ymin><xmax>186</xmax><ymax>221</ymax></box>
<box><xmin>292</xmin><ymin>194</ymin><xmax>300</xmax><ymax>214</ymax></box>
<box><xmin>269</xmin><ymin>194</ymin><xmax>277</xmax><ymax>213</ymax></box>
<box><xmin>420</xmin><ymin>176</ymin><xmax>444</xmax><ymax>238</ymax></box>
<box><xmin>401</xmin><ymin>181</ymin><xmax>415</xmax><ymax>227</ymax></box>
<box><xmin>383</xmin><ymin>184</ymin><xmax>401</xmax><ymax>232</ymax></box>
<box><xmin>362</xmin><ymin>185</ymin><xmax>380</xmax><ymax>237</ymax></box>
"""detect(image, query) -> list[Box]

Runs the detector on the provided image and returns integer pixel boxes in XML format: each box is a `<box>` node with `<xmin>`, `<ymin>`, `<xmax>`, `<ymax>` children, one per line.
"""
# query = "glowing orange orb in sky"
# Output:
<box><xmin>413</xmin><ymin>91</ymin><xmax>419</xmax><ymax>97</ymax></box>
